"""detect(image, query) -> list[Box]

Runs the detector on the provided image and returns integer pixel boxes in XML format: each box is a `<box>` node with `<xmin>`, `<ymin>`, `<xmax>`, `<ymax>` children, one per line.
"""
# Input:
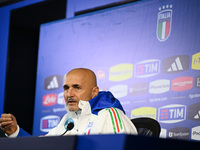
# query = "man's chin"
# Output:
<box><xmin>68</xmin><ymin>106</ymin><xmax>79</xmax><ymax>112</ymax></box>
<box><xmin>69</xmin><ymin>109</ymin><xmax>78</xmax><ymax>112</ymax></box>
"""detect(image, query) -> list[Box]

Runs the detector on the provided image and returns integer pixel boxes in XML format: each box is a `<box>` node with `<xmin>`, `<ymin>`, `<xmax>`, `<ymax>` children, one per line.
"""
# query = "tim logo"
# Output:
<box><xmin>192</xmin><ymin>52</ymin><xmax>200</xmax><ymax>70</ymax></box>
<box><xmin>171</xmin><ymin>76</ymin><xmax>193</xmax><ymax>91</ymax></box>
<box><xmin>162</xmin><ymin>55</ymin><xmax>189</xmax><ymax>73</ymax></box>
<box><xmin>40</xmin><ymin>115</ymin><xmax>60</xmax><ymax>132</ymax></box>
<box><xmin>158</xmin><ymin>104</ymin><xmax>186</xmax><ymax>123</ymax></box>
<box><xmin>157</xmin><ymin>5</ymin><xmax>172</xmax><ymax>41</ymax></box>
<box><xmin>135</xmin><ymin>59</ymin><xmax>160</xmax><ymax>78</ymax></box>
<box><xmin>44</xmin><ymin>75</ymin><xmax>63</xmax><ymax>90</ymax></box>
<box><xmin>42</xmin><ymin>94</ymin><xmax>57</xmax><ymax>106</ymax></box>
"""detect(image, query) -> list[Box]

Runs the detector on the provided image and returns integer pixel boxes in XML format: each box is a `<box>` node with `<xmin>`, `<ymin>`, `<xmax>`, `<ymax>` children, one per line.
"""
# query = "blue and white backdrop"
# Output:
<box><xmin>33</xmin><ymin>0</ymin><xmax>200</xmax><ymax>141</ymax></box>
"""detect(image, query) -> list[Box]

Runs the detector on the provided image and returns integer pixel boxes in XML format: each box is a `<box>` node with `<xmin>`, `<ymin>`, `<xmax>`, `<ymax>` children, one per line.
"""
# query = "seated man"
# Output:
<box><xmin>0</xmin><ymin>68</ymin><xmax>137</xmax><ymax>137</ymax></box>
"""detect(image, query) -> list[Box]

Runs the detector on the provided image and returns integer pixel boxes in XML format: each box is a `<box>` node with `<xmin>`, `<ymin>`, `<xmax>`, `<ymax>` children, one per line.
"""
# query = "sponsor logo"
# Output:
<box><xmin>44</xmin><ymin>75</ymin><xmax>63</xmax><ymax>90</ymax></box>
<box><xmin>149</xmin><ymin>97</ymin><xmax>167</xmax><ymax>103</ymax></box>
<box><xmin>96</xmin><ymin>70</ymin><xmax>106</xmax><ymax>80</ymax></box>
<box><xmin>85</xmin><ymin>122</ymin><xmax>94</xmax><ymax>135</ymax></box>
<box><xmin>160</xmin><ymin>128</ymin><xmax>167</xmax><ymax>138</ymax></box>
<box><xmin>191</xmin><ymin>52</ymin><xmax>200</xmax><ymax>70</ymax></box>
<box><xmin>86</xmin><ymin>122</ymin><xmax>94</xmax><ymax>128</ymax></box>
<box><xmin>195</xmin><ymin>76</ymin><xmax>200</xmax><ymax>88</ymax></box>
<box><xmin>168</xmin><ymin>127</ymin><xmax>190</xmax><ymax>139</ymax></box>
<box><xmin>53</xmin><ymin>107</ymin><xmax>66</xmax><ymax>113</ymax></box>
<box><xmin>188</xmin><ymin>102</ymin><xmax>200</xmax><ymax>121</ymax></box>
<box><xmin>157</xmin><ymin>5</ymin><xmax>173</xmax><ymax>42</ymax></box>
<box><xmin>162</xmin><ymin>55</ymin><xmax>189</xmax><ymax>73</ymax></box>
<box><xmin>189</xmin><ymin>93</ymin><xmax>200</xmax><ymax>99</ymax></box>
<box><xmin>109</xmin><ymin>64</ymin><xmax>133</xmax><ymax>81</ymax></box>
<box><xmin>109</xmin><ymin>85</ymin><xmax>128</xmax><ymax>98</ymax></box>
<box><xmin>135</xmin><ymin>59</ymin><xmax>160</xmax><ymax>78</ymax></box>
<box><xmin>131</xmin><ymin>107</ymin><xmax>157</xmax><ymax>119</ymax></box>
<box><xmin>158</xmin><ymin>104</ymin><xmax>186</xmax><ymax>123</ymax></box>
<box><xmin>149</xmin><ymin>79</ymin><xmax>170</xmax><ymax>94</ymax></box>
<box><xmin>171</xmin><ymin>76</ymin><xmax>193</xmax><ymax>91</ymax></box>
<box><xmin>57</xmin><ymin>92</ymin><xmax>65</xmax><ymax>105</ymax></box>
<box><xmin>42</xmin><ymin>94</ymin><xmax>57</xmax><ymax>106</ymax></box>
<box><xmin>40</xmin><ymin>115</ymin><xmax>60</xmax><ymax>132</ymax></box>
<box><xmin>129</xmin><ymin>83</ymin><xmax>148</xmax><ymax>96</ymax></box>
<box><xmin>191</xmin><ymin>126</ymin><xmax>200</xmax><ymax>140</ymax></box>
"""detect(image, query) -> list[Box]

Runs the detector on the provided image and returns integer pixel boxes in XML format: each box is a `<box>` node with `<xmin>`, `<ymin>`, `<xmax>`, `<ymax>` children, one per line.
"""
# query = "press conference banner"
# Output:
<box><xmin>33</xmin><ymin>0</ymin><xmax>200</xmax><ymax>141</ymax></box>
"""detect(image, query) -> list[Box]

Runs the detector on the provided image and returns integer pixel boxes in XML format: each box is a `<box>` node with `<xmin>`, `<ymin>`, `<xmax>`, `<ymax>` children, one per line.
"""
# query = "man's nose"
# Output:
<box><xmin>66</xmin><ymin>88</ymin><xmax>74</xmax><ymax>97</ymax></box>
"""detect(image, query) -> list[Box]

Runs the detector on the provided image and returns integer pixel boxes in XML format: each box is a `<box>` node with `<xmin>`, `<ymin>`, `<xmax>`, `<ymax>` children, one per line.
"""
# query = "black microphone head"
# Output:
<box><xmin>67</xmin><ymin>122</ymin><xmax>74</xmax><ymax>131</ymax></box>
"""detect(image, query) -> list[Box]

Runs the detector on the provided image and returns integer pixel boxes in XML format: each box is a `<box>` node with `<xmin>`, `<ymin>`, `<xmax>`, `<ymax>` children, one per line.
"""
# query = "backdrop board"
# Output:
<box><xmin>33</xmin><ymin>0</ymin><xmax>200</xmax><ymax>141</ymax></box>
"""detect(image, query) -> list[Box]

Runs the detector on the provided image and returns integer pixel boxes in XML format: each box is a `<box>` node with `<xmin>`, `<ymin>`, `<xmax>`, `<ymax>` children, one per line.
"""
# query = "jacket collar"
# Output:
<box><xmin>89</xmin><ymin>91</ymin><xmax>125</xmax><ymax>115</ymax></box>
<box><xmin>65</xmin><ymin>91</ymin><xmax>125</xmax><ymax>115</ymax></box>
<box><xmin>65</xmin><ymin>100</ymin><xmax>92</xmax><ymax>116</ymax></box>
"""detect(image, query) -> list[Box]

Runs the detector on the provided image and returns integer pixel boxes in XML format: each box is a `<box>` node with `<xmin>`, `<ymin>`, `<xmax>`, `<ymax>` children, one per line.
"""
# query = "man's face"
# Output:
<box><xmin>63</xmin><ymin>70</ymin><xmax>98</xmax><ymax>111</ymax></box>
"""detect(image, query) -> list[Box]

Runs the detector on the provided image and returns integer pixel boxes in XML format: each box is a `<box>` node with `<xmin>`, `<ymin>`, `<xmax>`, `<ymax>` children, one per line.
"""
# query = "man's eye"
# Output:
<box><xmin>76</xmin><ymin>86</ymin><xmax>81</xmax><ymax>89</ymax></box>
<box><xmin>63</xmin><ymin>85</ymin><xmax>69</xmax><ymax>90</ymax></box>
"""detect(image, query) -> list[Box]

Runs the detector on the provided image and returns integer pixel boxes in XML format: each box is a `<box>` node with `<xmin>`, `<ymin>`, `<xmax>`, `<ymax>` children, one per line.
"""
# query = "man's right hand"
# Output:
<box><xmin>0</xmin><ymin>113</ymin><xmax>18</xmax><ymax>135</ymax></box>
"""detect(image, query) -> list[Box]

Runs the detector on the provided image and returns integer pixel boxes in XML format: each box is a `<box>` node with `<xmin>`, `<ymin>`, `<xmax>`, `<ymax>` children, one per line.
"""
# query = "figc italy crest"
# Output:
<box><xmin>157</xmin><ymin>5</ymin><xmax>173</xmax><ymax>42</ymax></box>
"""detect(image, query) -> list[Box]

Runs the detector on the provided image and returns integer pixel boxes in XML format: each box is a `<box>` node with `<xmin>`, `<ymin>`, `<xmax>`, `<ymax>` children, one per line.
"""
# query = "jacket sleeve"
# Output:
<box><xmin>9</xmin><ymin>125</ymin><xmax>31</xmax><ymax>137</ymax></box>
<box><xmin>90</xmin><ymin>107</ymin><xmax>137</xmax><ymax>135</ymax></box>
<box><xmin>18</xmin><ymin>128</ymin><xmax>31</xmax><ymax>137</ymax></box>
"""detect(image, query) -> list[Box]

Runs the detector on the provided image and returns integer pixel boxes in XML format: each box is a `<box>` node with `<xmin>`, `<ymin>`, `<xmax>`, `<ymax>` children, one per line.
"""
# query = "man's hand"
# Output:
<box><xmin>0</xmin><ymin>113</ymin><xmax>18</xmax><ymax>135</ymax></box>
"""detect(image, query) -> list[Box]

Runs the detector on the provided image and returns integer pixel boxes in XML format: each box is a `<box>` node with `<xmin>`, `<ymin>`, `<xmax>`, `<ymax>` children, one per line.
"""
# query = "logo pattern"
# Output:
<box><xmin>157</xmin><ymin>5</ymin><xmax>173</xmax><ymax>41</ymax></box>
<box><xmin>162</xmin><ymin>55</ymin><xmax>189</xmax><ymax>73</ymax></box>
<box><xmin>191</xmin><ymin>52</ymin><xmax>200</xmax><ymax>70</ymax></box>
<box><xmin>43</xmin><ymin>94</ymin><xmax>57</xmax><ymax>106</ymax></box>
<box><xmin>191</xmin><ymin>126</ymin><xmax>200</xmax><ymax>140</ymax></box>
<box><xmin>33</xmin><ymin>1</ymin><xmax>200</xmax><ymax>141</ymax></box>
<box><xmin>44</xmin><ymin>75</ymin><xmax>63</xmax><ymax>90</ymax></box>
<box><xmin>188</xmin><ymin>103</ymin><xmax>200</xmax><ymax>121</ymax></box>
<box><xmin>158</xmin><ymin>104</ymin><xmax>186</xmax><ymax>123</ymax></box>
<box><xmin>171</xmin><ymin>76</ymin><xmax>193</xmax><ymax>91</ymax></box>
<box><xmin>129</xmin><ymin>83</ymin><xmax>148</xmax><ymax>96</ymax></box>
<box><xmin>168</xmin><ymin>127</ymin><xmax>190</xmax><ymax>139</ymax></box>
<box><xmin>40</xmin><ymin>115</ymin><xmax>60</xmax><ymax>132</ymax></box>
<box><xmin>109</xmin><ymin>64</ymin><xmax>133</xmax><ymax>81</ymax></box>
<box><xmin>149</xmin><ymin>79</ymin><xmax>170</xmax><ymax>94</ymax></box>
<box><xmin>135</xmin><ymin>59</ymin><xmax>160</xmax><ymax>78</ymax></box>
<box><xmin>131</xmin><ymin>107</ymin><xmax>157</xmax><ymax>119</ymax></box>
<box><xmin>195</xmin><ymin>76</ymin><xmax>200</xmax><ymax>88</ymax></box>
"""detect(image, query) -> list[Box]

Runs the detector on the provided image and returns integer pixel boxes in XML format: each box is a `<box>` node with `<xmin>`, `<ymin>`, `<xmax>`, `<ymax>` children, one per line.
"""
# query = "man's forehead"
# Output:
<box><xmin>65</xmin><ymin>72</ymin><xmax>85</xmax><ymax>80</ymax></box>
<box><xmin>64</xmin><ymin>73</ymin><xmax>86</xmax><ymax>84</ymax></box>
<box><xmin>64</xmin><ymin>68</ymin><xmax>96</xmax><ymax>87</ymax></box>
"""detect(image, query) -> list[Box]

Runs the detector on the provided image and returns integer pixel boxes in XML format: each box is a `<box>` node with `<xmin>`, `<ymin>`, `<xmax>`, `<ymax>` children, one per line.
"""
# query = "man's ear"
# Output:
<box><xmin>92</xmin><ymin>86</ymin><xmax>99</xmax><ymax>98</ymax></box>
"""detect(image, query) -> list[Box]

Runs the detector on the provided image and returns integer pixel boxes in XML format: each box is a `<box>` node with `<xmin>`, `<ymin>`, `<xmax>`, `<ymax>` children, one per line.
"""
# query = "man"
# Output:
<box><xmin>0</xmin><ymin>68</ymin><xmax>137</xmax><ymax>137</ymax></box>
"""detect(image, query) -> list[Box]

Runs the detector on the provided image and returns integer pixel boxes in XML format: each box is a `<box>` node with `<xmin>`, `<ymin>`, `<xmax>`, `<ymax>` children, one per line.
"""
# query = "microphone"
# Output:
<box><xmin>61</xmin><ymin>122</ymin><xmax>74</xmax><ymax>136</ymax></box>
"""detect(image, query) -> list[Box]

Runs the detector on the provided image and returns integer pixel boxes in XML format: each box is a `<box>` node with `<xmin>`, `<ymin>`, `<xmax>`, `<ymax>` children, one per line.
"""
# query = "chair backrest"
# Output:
<box><xmin>131</xmin><ymin>117</ymin><xmax>161</xmax><ymax>137</ymax></box>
